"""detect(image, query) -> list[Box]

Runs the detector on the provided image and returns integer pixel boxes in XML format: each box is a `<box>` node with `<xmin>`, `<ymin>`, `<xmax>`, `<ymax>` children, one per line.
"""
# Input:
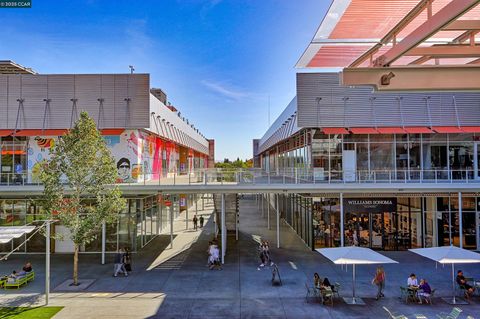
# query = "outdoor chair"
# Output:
<box><xmin>332</xmin><ymin>282</ymin><xmax>341</xmax><ymax>298</ymax></box>
<box><xmin>382</xmin><ymin>306</ymin><xmax>408</xmax><ymax>319</ymax></box>
<box><xmin>400</xmin><ymin>286</ymin><xmax>417</xmax><ymax>303</ymax></box>
<box><xmin>425</xmin><ymin>288</ymin><xmax>435</xmax><ymax>305</ymax></box>
<box><xmin>305</xmin><ymin>283</ymin><xmax>319</xmax><ymax>303</ymax></box>
<box><xmin>0</xmin><ymin>278</ymin><xmax>6</xmax><ymax>288</ymax></box>
<box><xmin>4</xmin><ymin>276</ymin><xmax>28</xmax><ymax>289</ymax></box>
<box><xmin>25</xmin><ymin>271</ymin><xmax>35</xmax><ymax>282</ymax></box>
<box><xmin>321</xmin><ymin>288</ymin><xmax>334</xmax><ymax>307</ymax></box>
<box><xmin>436</xmin><ymin>307</ymin><xmax>462</xmax><ymax>319</ymax></box>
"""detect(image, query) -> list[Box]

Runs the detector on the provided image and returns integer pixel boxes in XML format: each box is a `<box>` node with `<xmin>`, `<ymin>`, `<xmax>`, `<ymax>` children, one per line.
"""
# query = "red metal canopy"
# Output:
<box><xmin>349</xmin><ymin>127</ymin><xmax>379</xmax><ymax>134</ymax></box>
<box><xmin>376</xmin><ymin>127</ymin><xmax>407</xmax><ymax>134</ymax></box>
<box><xmin>0</xmin><ymin>130</ymin><xmax>13</xmax><ymax>137</ymax></box>
<box><xmin>404</xmin><ymin>127</ymin><xmax>433</xmax><ymax>133</ymax></box>
<box><xmin>460</xmin><ymin>126</ymin><xmax>480</xmax><ymax>133</ymax></box>
<box><xmin>322</xmin><ymin>127</ymin><xmax>349</xmax><ymax>134</ymax></box>
<box><xmin>432</xmin><ymin>126</ymin><xmax>464</xmax><ymax>133</ymax></box>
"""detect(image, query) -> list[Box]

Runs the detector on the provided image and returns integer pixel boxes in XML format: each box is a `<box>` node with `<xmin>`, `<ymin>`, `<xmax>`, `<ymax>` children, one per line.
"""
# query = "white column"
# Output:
<box><xmin>267</xmin><ymin>193</ymin><xmax>270</xmax><ymax>230</ymax></box>
<box><xmin>458</xmin><ymin>192</ymin><xmax>463</xmax><ymax>248</ymax></box>
<box><xmin>261</xmin><ymin>194</ymin><xmax>264</xmax><ymax>217</ymax></box>
<box><xmin>170</xmin><ymin>203</ymin><xmax>174</xmax><ymax>249</ymax></box>
<box><xmin>340</xmin><ymin>193</ymin><xmax>344</xmax><ymax>247</ymax></box>
<box><xmin>195</xmin><ymin>194</ymin><xmax>198</xmax><ymax>215</ymax></box>
<box><xmin>221</xmin><ymin>193</ymin><xmax>226</xmax><ymax>264</ymax></box>
<box><xmin>276</xmin><ymin>194</ymin><xmax>280</xmax><ymax>248</ymax></box>
<box><xmin>159</xmin><ymin>203</ymin><xmax>162</xmax><ymax>233</ymax></box>
<box><xmin>101</xmin><ymin>221</ymin><xmax>106</xmax><ymax>265</ymax></box>
<box><xmin>45</xmin><ymin>221</ymin><xmax>50</xmax><ymax>305</ymax></box>
<box><xmin>186</xmin><ymin>198</ymin><xmax>189</xmax><ymax>230</ymax></box>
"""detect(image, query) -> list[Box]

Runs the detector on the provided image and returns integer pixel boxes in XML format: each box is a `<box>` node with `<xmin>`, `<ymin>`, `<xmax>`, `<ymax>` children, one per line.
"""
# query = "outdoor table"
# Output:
<box><xmin>407</xmin><ymin>286</ymin><xmax>420</xmax><ymax>302</ymax></box>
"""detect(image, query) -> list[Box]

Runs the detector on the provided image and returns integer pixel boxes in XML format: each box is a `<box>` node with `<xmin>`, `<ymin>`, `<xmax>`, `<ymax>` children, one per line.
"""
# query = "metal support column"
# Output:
<box><xmin>45</xmin><ymin>221</ymin><xmax>50</xmax><ymax>305</ymax></box>
<box><xmin>340</xmin><ymin>193</ymin><xmax>344</xmax><ymax>247</ymax></box>
<box><xmin>267</xmin><ymin>193</ymin><xmax>270</xmax><ymax>230</ymax></box>
<box><xmin>458</xmin><ymin>192</ymin><xmax>463</xmax><ymax>249</ymax></box>
<box><xmin>276</xmin><ymin>194</ymin><xmax>280</xmax><ymax>249</ymax></box>
<box><xmin>221</xmin><ymin>193</ymin><xmax>226</xmax><ymax>264</ymax></box>
<box><xmin>261</xmin><ymin>194</ymin><xmax>264</xmax><ymax>217</ymax></box>
<box><xmin>101</xmin><ymin>221</ymin><xmax>106</xmax><ymax>265</ymax></box>
<box><xmin>170</xmin><ymin>203</ymin><xmax>174</xmax><ymax>249</ymax></box>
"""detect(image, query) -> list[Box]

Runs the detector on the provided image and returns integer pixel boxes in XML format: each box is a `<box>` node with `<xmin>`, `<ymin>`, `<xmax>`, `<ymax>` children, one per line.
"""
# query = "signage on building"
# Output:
<box><xmin>343</xmin><ymin>198</ymin><xmax>397</xmax><ymax>213</ymax></box>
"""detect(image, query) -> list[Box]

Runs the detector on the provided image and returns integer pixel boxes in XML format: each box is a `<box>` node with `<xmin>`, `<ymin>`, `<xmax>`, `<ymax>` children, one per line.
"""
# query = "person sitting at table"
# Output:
<box><xmin>407</xmin><ymin>273</ymin><xmax>418</xmax><ymax>288</ymax></box>
<box><xmin>417</xmin><ymin>279</ymin><xmax>432</xmax><ymax>304</ymax></box>
<box><xmin>321</xmin><ymin>277</ymin><xmax>334</xmax><ymax>290</ymax></box>
<box><xmin>456</xmin><ymin>270</ymin><xmax>475</xmax><ymax>298</ymax></box>
<box><xmin>314</xmin><ymin>273</ymin><xmax>321</xmax><ymax>289</ymax></box>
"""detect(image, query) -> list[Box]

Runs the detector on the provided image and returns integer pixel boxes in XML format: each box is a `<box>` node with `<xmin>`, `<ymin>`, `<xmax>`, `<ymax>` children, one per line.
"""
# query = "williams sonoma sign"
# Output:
<box><xmin>343</xmin><ymin>198</ymin><xmax>397</xmax><ymax>213</ymax></box>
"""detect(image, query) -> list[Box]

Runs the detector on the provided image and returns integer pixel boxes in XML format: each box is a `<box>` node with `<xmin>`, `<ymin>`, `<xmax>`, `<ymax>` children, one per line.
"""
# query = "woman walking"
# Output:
<box><xmin>373</xmin><ymin>266</ymin><xmax>385</xmax><ymax>300</ymax></box>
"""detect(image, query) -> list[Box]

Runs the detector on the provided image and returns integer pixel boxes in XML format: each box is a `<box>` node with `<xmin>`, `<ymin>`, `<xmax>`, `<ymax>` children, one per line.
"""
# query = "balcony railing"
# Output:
<box><xmin>1</xmin><ymin>168</ymin><xmax>479</xmax><ymax>187</ymax></box>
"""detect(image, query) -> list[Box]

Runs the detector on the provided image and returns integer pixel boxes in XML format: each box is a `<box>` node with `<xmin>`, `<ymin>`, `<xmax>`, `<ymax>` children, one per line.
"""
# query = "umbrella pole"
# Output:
<box><xmin>452</xmin><ymin>263</ymin><xmax>456</xmax><ymax>304</ymax></box>
<box><xmin>352</xmin><ymin>264</ymin><xmax>356</xmax><ymax>303</ymax></box>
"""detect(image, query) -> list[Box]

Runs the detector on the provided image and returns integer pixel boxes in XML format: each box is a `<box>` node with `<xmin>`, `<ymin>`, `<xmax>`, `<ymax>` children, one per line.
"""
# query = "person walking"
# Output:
<box><xmin>113</xmin><ymin>248</ymin><xmax>128</xmax><ymax>277</ymax></box>
<box><xmin>373</xmin><ymin>266</ymin><xmax>385</xmax><ymax>300</ymax></box>
<box><xmin>123</xmin><ymin>247</ymin><xmax>132</xmax><ymax>272</ymax></box>
<box><xmin>199</xmin><ymin>215</ymin><xmax>204</xmax><ymax>228</ymax></box>
<box><xmin>193</xmin><ymin>215</ymin><xmax>198</xmax><ymax>231</ymax></box>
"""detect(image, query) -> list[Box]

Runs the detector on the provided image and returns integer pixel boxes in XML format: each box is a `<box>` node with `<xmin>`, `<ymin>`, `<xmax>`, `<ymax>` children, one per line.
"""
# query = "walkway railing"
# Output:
<box><xmin>1</xmin><ymin>168</ymin><xmax>479</xmax><ymax>187</ymax></box>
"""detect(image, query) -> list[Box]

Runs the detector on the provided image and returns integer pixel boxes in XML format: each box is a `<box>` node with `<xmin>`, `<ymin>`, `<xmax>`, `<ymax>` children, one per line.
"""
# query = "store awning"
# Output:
<box><xmin>349</xmin><ymin>127</ymin><xmax>379</xmax><ymax>134</ymax></box>
<box><xmin>14</xmin><ymin>129</ymin><xmax>68</xmax><ymax>136</ymax></box>
<box><xmin>0</xmin><ymin>226</ymin><xmax>36</xmax><ymax>244</ymax></box>
<box><xmin>432</xmin><ymin>127</ymin><xmax>464</xmax><ymax>133</ymax></box>
<box><xmin>322</xmin><ymin>127</ymin><xmax>349</xmax><ymax>134</ymax></box>
<box><xmin>101</xmin><ymin>129</ymin><xmax>125</xmax><ymax>135</ymax></box>
<box><xmin>404</xmin><ymin>127</ymin><xmax>433</xmax><ymax>134</ymax></box>
<box><xmin>460</xmin><ymin>127</ymin><xmax>480</xmax><ymax>133</ymax></box>
<box><xmin>0</xmin><ymin>130</ymin><xmax>13</xmax><ymax>137</ymax></box>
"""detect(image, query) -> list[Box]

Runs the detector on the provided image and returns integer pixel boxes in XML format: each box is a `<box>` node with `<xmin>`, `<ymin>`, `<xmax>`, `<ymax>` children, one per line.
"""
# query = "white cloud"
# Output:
<box><xmin>201</xmin><ymin>80</ymin><xmax>250</xmax><ymax>101</ymax></box>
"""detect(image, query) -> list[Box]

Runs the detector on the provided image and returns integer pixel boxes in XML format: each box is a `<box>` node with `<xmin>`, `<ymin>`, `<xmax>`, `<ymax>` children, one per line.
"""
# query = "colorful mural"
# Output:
<box><xmin>25</xmin><ymin>129</ymin><xmax>206</xmax><ymax>184</ymax></box>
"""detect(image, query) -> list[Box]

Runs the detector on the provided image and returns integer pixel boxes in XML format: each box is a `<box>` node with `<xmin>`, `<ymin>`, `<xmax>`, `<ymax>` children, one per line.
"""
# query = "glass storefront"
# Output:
<box><xmin>307</xmin><ymin>195</ymin><xmax>479</xmax><ymax>252</ymax></box>
<box><xmin>0</xmin><ymin>193</ymin><xmax>199</xmax><ymax>254</ymax></box>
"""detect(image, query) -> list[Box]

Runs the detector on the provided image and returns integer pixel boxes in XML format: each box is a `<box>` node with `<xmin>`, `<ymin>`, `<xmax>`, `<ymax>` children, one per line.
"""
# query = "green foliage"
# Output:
<box><xmin>40</xmin><ymin>112</ymin><xmax>126</xmax><ymax>246</ymax></box>
<box><xmin>215</xmin><ymin>158</ymin><xmax>251</xmax><ymax>169</ymax></box>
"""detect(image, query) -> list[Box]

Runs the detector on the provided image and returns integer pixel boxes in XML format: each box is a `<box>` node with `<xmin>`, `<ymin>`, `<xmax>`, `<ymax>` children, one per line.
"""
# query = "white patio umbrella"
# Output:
<box><xmin>316</xmin><ymin>246</ymin><xmax>398</xmax><ymax>305</ymax></box>
<box><xmin>409</xmin><ymin>246</ymin><xmax>480</xmax><ymax>305</ymax></box>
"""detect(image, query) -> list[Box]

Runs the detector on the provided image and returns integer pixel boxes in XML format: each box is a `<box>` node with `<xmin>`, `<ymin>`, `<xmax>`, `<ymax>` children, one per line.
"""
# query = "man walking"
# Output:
<box><xmin>193</xmin><ymin>215</ymin><xmax>198</xmax><ymax>231</ymax></box>
<box><xmin>113</xmin><ymin>248</ymin><xmax>128</xmax><ymax>277</ymax></box>
<box><xmin>199</xmin><ymin>215</ymin><xmax>204</xmax><ymax>228</ymax></box>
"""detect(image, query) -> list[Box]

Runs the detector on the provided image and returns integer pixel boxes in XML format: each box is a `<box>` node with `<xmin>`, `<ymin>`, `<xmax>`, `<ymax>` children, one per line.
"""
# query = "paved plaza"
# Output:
<box><xmin>1</xmin><ymin>197</ymin><xmax>480</xmax><ymax>319</ymax></box>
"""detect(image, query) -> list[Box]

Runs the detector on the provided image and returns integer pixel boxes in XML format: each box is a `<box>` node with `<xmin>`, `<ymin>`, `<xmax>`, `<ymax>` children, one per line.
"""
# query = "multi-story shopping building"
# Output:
<box><xmin>254</xmin><ymin>1</ymin><xmax>480</xmax><ymax>252</ymax></box>
<box><xmin>0</xmin><ymin>60</ymin><xmax>214</xmax><ymax>253</ymax></box>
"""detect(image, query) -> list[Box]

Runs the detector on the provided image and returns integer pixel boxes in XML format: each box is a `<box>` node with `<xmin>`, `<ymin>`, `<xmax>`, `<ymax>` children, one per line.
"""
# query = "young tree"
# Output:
<box><xmin>40</xmin><ymin>112</ymin><xmax>126</xmax><ymax>285</ymax></box>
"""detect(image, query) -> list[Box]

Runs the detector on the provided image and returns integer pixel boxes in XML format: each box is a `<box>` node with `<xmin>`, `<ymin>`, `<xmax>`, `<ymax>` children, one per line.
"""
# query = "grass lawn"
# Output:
<box><xmin>0</xmin><ymin>307</ymin><xmax>63</xmax><ymax>319</ymax></box>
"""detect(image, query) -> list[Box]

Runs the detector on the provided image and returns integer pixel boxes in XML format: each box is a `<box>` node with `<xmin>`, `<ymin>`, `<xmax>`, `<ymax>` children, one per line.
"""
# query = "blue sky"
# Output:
<box><xmin>0</xmin><ymin>0</ymin><xmax>329</xmax><ymax>161</ymax></box>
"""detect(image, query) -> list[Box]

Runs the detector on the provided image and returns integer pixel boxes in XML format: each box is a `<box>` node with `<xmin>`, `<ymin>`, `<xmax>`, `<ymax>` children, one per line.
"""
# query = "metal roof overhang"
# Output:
<box><xmin>1</xmin><ymin>183</ymin><xmax>480</xmax><ymax>196</ymax></box>
<box><xmin>298</xmin><ymin>0</ymin><xmax>480</xmax><ymax>91</ymax></box>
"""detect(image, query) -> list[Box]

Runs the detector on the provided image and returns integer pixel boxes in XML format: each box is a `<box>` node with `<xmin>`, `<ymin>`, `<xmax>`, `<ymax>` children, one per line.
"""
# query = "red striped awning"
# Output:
<box><xmin>404</xmin><ymin>127</ymin><xmax>433</xmax><ymax>134</ymax></box>
<box><xmin>460</xmin><ymin>127</ymin><xmax>480</xmax><ymax>133</ymax></box>
<box><xmin>0</xmin><ymin>130</ymin><xmax>13</xmax><ymax>137</ymax></box>
<box><xmin>322</xmin><ymin>127</ymin><xmax>349</xmax><ymax>134</ymax></box>
<box><xmin>432</xmin><ymin>127</ymin><xmax>463</xmax><ymax>133</ymax></box>
<box><xmin>349</xmin><ymin>127</ymin><xmax>379</xmax><ymax>134</ymax></box>
<box><xmin>376</xmin><ymin>127</ymin><xmax>406</xmax><ymax>134</ymax></box>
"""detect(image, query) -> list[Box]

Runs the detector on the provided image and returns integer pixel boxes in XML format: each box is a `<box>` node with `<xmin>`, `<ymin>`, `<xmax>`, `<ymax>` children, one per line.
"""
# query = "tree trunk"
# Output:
<box><xmin>73</xmin><ymin>244</ymin><xmax>79</xmax><ymax>285</ymax></box>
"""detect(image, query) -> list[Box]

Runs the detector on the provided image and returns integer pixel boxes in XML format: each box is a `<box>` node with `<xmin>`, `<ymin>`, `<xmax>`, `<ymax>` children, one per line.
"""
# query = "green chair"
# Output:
<box><xmin>305</xmin><ymin>283</ymin><xmax>319</xmax><ymax>303</ymax></box>
<box><xmin>26</xmin><ymin>271</ymin><xmax>35</xmax><ymax>282</ymax></box>
<box><xmin>426</xmin><ymin>288</ymin><xmax>435</xmax><ymax>305</ymax></box>
<box><xmin>4</xmin><ymin>276</ymin><xmax>28</xmax><ymax>289</ymax></box>
<box><xmin>333</xmin><ymin>282</ymin><xmax>341</xmax><ymax>298</ymax></box>
<box><xmin>383</xmin><ymin>306</ymin><xmax>408</xmax><ymax>319</ymax></box>
<box><xmin>436</xmin><ymin>307</ymin><xmax>462</xmax><ymax>319</ymax></box>
<box><xmin>0</xmin><ymin>278</ymin><xmax>6</xmax><ymax>288</ymax></box>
